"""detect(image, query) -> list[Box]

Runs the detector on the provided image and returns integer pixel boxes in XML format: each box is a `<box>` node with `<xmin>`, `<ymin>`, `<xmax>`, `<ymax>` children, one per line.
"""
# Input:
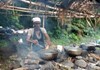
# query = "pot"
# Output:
<box><xmin>66</xmin><ymin>47</ymin><xmax>82</xmax><ymax>56</ymax></box>
<box><xmin>38</xmin><ymin>49</ymin><xmax>58</xmax><ymax>60</ymax></box>
<box><xmin>41</xmin><ymin>52</ymin><xmax>58</xmax><ymax>60</ymax></box>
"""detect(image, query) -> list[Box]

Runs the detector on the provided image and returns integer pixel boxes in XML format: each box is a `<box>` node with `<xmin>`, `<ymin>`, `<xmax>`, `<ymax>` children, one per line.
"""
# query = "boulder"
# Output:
<box><xmin>75</xmin><ymin>59</ymin><xmax>87</xmax><ymax>68</ymax></box>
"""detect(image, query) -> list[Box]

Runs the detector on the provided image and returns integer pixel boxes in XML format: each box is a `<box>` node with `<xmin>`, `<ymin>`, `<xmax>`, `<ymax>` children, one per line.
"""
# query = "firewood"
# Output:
<box><xmin>90</xmin><ymin>53</ymin><xmax>100</xmax><ymax>60</ymax></box>
<box><xmin>53</xmin><ymin>62</ymin><xmax>72</xmax><ymax>70</ymax></box>
<box><xmin>13</xmin><ymin>67</ymin><xmax>27</xmax><ymax>70</ymax></box>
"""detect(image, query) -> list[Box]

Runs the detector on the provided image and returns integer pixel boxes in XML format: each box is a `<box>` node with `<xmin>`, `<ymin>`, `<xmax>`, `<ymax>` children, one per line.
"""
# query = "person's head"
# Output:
<box><xmin>32</xmin><ymin>17</ymin><xmax>41</xmax><ymax>28</ymax></box>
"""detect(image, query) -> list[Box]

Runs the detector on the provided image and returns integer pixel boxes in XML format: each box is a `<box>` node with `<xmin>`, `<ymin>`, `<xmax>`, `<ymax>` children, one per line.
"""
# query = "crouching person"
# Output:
<box><xmin>27</xmin><ymin>17</ymin><xmax>51</xmax><ymax>52</ymax></box>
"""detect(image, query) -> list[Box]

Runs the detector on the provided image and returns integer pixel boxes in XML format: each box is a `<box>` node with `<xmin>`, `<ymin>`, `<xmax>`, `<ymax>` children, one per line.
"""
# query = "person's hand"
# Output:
<box><xmin>45</xmin><ymin>45</ymin><xmax>49</xmax><ymax>49</ymax></box>
<box><xmin>46</xmin><ymin>40</ymin><xmax>51</xmax><ymax>46</ymax></box>
<box><xmin>32</xmin><ymin>40</ymin><xmax>38</xmax><ymax>45</ymax></box>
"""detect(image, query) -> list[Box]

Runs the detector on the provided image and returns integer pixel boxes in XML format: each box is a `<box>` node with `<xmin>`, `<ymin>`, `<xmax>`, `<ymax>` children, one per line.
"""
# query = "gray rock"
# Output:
<box><xmin>87</xmin><ymin>63</ymin><xmax>100</xmax><ymax>70</ymax></box>
<box><xmin>76</xmin><ymin>56</ymin><xmax>83</xmax><ymax>59</ymax></box>
<box><xmin>75</xmin><ymin>59</ymin><xmax>87</xmax><ymax>68</ymax></box>
<box><xmin>40</xmin><ymin>62</ymin><xmax>55</xmax><ymax>70</ymax></box>
<box><xmin>95</xmin><ymin>50</ymin><xmax>100</xmax><ymax>56</ymax></box>
<box><xmin>96</xmin><ymin>61</ymin><xmax>100</xmax><ymax>66</ymax></box>
<box><xmin>24</xmin><ymin>64</ymin><xmax>40</xmax><ymax>69</ymax></box>
<box><xmin>24</xmin><ymin>59</ymin><xmax>39</xmax><ymax>65</ymax></box>
<box><xmin>62</xmin><ymin>61</ymin><xmax>74</xmax><ymax>68</ymax></box>
<box><xmin>74</xmin><ymin>67</ymin><xmax>87</xmax><ymax>70</ymax></box>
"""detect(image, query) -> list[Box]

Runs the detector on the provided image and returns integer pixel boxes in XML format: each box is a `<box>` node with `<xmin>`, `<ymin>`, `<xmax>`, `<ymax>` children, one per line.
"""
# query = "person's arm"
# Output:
<box><xmin>44</xmin><ymin>33</ymin><xmax>51</xmax><ymax>46</ymax></box>
<box><xmin>26</xmin><ymin>29</ymin><xmax>38</xmax><ymax>45</ymax></box>
<box><xmin>42</xmin><ymin>28</ymin><xmax>51</xmax><ymax>49</ymax></box>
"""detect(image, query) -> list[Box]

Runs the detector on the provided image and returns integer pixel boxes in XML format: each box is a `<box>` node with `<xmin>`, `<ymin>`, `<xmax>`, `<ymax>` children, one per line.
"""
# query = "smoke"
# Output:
<box><xmin>16</xmin><ymin>32</ymin><xmax>30</xmax><ymax>59</ymax></box>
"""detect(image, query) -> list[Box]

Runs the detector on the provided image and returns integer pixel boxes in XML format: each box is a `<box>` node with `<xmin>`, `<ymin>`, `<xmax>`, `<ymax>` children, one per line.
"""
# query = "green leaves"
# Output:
<box><xmin>0</xmin><ymin>40</ymin><xmax>9</xmax><ymax>47</ymax></box>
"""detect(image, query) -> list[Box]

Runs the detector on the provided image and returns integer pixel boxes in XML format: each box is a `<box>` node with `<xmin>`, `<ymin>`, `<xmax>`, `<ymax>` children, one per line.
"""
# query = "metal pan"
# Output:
<box><xmin>66</xmin><ymin>47</ymin><xmax>82</xmax><ymax>56</ymax></box>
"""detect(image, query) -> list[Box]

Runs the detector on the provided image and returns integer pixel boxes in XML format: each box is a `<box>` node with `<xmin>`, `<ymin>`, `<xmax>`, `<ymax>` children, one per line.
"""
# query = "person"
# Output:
<box><xmin>27</xmin><ymin>17</ymin><xmax>51</xmax><ymax>52</ymax></box>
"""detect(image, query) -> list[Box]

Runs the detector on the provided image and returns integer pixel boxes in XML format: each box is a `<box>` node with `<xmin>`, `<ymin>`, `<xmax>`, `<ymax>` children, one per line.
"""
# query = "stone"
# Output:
<box><xmin>96</xmin><ymin>61</ymin><xmax>100</xmax><ymax>66</ymax></box>
<box><xmin>75</xmin><ymin>59</ymin><xmax>87</xmax><ymax>68</ymax></box>
<box><xmin>95</xmin><ymin>50</ymin><xmax>100</xmax><ymax>56</ymax></box>
<box><xmin>24</xmin><ymin>64</ymin><xmax>40</xmax><ymax>70</ymax></box>
<box><xmin>76</xmin><ymin>56</ymin><xmax>83</xmax><ymax>59</ymax></box>
<box><xmin>74</xmin><ymin>67</ymin><xmax>87</xmax><ymax>70</ymax></box>
<box><xmin>24</xmin><ymin>59</ymin><xmax>39</xmax><ymax>65</ymax></box>
<box><xmin>62</xmin><ymin>61</ymin><xmax>74</xmax><ymax>68</ymax></box>
<box><xmin>88</xmin><ymin>56</ymin><xmax>96</xmax><ymax>63</ymax></box>
<box><xmin>87</xmin><ymin>63</ymin><xmax>100</xmax><ymax>70</ymax></box>
<box><xmin>40</xmin><ymin>62</ymin><xmax>55</xmax><ymax>70</ymax></box>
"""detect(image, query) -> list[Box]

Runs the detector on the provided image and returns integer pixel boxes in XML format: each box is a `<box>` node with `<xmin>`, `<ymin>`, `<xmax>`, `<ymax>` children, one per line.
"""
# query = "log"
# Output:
<box><xmin>0</xmin><ymin>5</ymin><xmax>57</xmax><ymax>14</ymax></box>
<box><xmin>20</xmin><ymin>0</ymin><xmax>59</xmax><ymax>10</ymax></box>
<box><xmin>1</xmin><ymin>4</ymin><xmax>100</xmax><ymax>18</ymax></box>
<box><xmin>13</xmin><ymin>67</ymin><xmax>27</xmax><ymax>70</ymax></box>
<box><xmin>90</xmin><ymin>53</ymin><xmax>100</xmax><ymax>60</ymax></box>
<box><xmin>53</xmin><ymin>62</ymin><xmax>72</xmax><ymax>70</ymax></box>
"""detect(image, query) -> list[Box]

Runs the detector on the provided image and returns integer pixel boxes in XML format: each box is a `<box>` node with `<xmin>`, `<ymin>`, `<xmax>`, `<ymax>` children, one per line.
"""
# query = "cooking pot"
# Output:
<box><xmin>41</xmin><ymin>52</ymin><xmax>58</xmax><ymax>60</ymax></box>
<box><xmin>38</xmin><ymin>49</ymin><xmax>58</xmax><ymax>60</ymax></box>
<box><xmin>65</xmin><ymin>46</ymin><xmax>82</xmax><ymax>56</ymax></box>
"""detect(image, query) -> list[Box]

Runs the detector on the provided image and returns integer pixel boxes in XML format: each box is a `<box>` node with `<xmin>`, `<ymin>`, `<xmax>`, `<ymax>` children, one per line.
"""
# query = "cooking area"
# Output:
<box><xmin>0</xmin><ymin>29</ymin><xmax>100</xmax><ymax>70</ymax></box>
<box><xmin>0</xmin><ymin>0</ymin><xmax>100</xmax><ymax>70</ymax></box>
<box><xmin>12</xmin><ymin>31</ymin><xmax>100</xmax><ymax>70</ymax></box>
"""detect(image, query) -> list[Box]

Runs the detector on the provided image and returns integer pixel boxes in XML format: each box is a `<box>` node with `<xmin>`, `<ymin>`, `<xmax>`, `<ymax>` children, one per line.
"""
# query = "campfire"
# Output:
<box><xmin>14</xmin><ymin>42</ymin><xmax>100</xmax><ymax>70</ymax></box>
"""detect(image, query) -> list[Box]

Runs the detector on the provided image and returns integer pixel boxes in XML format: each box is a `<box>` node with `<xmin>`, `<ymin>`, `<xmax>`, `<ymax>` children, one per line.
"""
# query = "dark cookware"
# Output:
<box><xmin>38</xmin><ymin>49</ymin><xmax>58</xmax><ymax>60</ymax></box>
<box><xmin>66</xmin><ymin>47</ymin><xmax>82</xmax><ymax>56</ymax></box>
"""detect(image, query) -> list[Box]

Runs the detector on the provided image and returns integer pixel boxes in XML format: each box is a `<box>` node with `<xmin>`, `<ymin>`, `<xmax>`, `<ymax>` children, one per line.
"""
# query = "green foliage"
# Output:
<box><xmin>10</xmin><ymin>36</ymin><xmax>18</xmax><ymax>42</ymax></box>
<box><xmin>69</xmin><ymin>33</ymin><xmax>80</xmax><ymax>41</ymax></box>
<box><xmin>0</xmin><ymin>40</ymin><xmax>9</xmax><ymax>47</ymax></box>
<box><xmin>0</xmin><ymin>10</ymin><xmax>25</xmax><ymax>29</ymax></box>
<box><xmin>50</xmin><ymin>18</ymin><xmax>100</xmax><ymax>45</ymax></box>
<box><xmin>83</xmin><ymin>27</ymin><xmax>94</xmax><ymax>36</ymax></box>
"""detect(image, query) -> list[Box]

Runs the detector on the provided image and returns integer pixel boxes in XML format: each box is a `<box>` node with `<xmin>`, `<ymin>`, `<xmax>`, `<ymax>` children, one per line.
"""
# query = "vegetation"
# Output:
<box><xmin>0</xmin><ymin>0</ymin><xmax>100</xmax><ymax>46</ymax></box>
<box><xmin>0</xmin><ymin>1</ymin><xmax>100</xmax><ymax>70</ymax></box>
<box><xmin>47</xmin><ymin>18</ymin><xmax>100</xmax><ymax>46</ymax></box>
<box><xmin>0</xmin><ymin>11</ymin><xmax>100</xmax><ymax>46</ymax></box>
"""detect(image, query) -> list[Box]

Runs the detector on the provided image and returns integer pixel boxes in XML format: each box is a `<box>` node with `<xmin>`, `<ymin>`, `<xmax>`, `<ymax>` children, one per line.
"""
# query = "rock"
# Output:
<box><xmin>74</xmin><ymin>67</ymin><xmax>87</xmax><ymax>70</ymax></box>
<box><xmin>95</xmin><ymin>50</ymin><xmax>100</xmax><ymax>56</ymax></box>
<box><xmin>24</xmin><ymin>59</ymin><xmax>39</xmax><ymax>65</ymax></box>
<box><xmin>0</xmin><ymin>64</ymin><xmax>2</xmax><ymax>66</ymax></box>
<box><xmin>75</xmin><ymin>59</ymin><xmax>87</xmax><ymax>68</ymax></box>
<box><xmin>96</xmin><ymin>61</ymin><xmax>100</xmax><ymax>66</ymax></box>
<box><xmin>81</xmin><ymin>50</ymin><xmax>88</xmax><ymax>57</ymax></box>
<box><xmin>88</xmin><ymin>56</ymin><xmax>97</xmax><ymax>63</ymax></box>
<box><xmin>87</xmin><ymin>63</ymin><xmax>100</xmax><ymax>70</ymax></box>
<box><xmin>26</xmin><ymin>51</ymin><xmax>41</xmax><ymax>60</ymax></box>
<box><xmin>76</xmin><ymin>56</ymin><xmax>83</xmax><ymax>59</ymax></box>
<box><xmin>40</xmin><ymin>62</ymin><xmax>55</xmax><ymax>70</ymax></box>
<box><xmin>62</xmin><ymin>61</ymin><xmax>74</xmax><ymax>68</ymax></box>
<box><xmin>24</xmin><ymin>64</ymin><xmax>40</xmax><ymax>70</ymax></box>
